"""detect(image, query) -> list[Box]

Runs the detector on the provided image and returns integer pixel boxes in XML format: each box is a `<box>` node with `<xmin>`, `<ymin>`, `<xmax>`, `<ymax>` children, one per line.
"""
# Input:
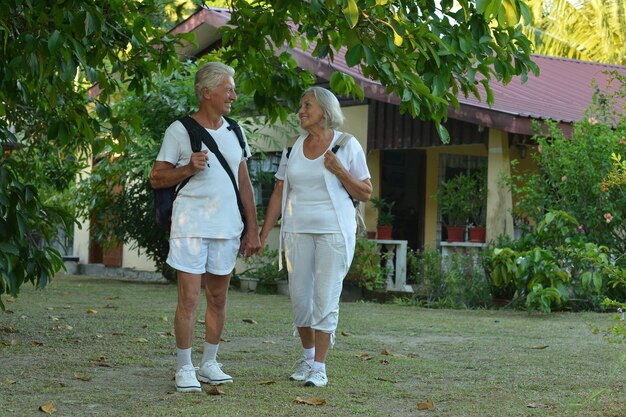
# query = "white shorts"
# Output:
<box><xmin>167</xmin><ymin>237</ymin><xmax>240</xmax><ymax>276</ymax></box>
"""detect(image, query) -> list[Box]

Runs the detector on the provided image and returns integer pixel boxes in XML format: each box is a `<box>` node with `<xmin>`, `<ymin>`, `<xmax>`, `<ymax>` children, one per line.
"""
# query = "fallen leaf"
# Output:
<box><xmin>197</xmin><ymin>319</ymin><xmax>205</xmax><ymax>324</ymax></box>
<box><xmin>112</xmin><ymin>332</ymin><xmax>125</xmax><ymax>336</ymax></box>
<box><xmin>130</xmin><ymin>338</ymin><xmax>149</xmax><ymax>343</ymax></box>
<box><xmin>46</xmin><ymin>307</ymin><xmax>54</xmax><ymax>311</ymax></box>
<box><xmin>375</xmin><ymin>377</ymin><xmax>397</xmax><ymax>383</ymax></box>
<box><xmin>530</xmin><ymin>345</ymin><xmax>549</xmax><ymax>349</ymax></box>
<box><xmin>358</xmin><ymin>353</ymin><xmax>373</xmax><ymax>361</ymax></box>
<box><xmin>293</xmin><ymin>396</ymin><xmax>326</xmax><ymax>406</ymax></box>
<box><xmin>527</xmin><ymin>403</ymin><xmax>553</xmax><ymax>409</ymax></box>
<box><xmin>104</xmin><ymin>304</ymin><xmax>117</xmax><ymax>309</ymax></box>
<box><xmin>105</xmin><ymin>296</ymin><xmax>120</xmax><ymax>300</ymax></box>
<box><xmin>31</xmin><ymin>341</ymin><xmax>44</xmax><ymax>347</ymax></box>
<box><xmin>159</xmin><ymin>316</ymin><xmax>168</xmax><ymax>321</ymax></box>
<box><xmin>381</xmin><ymin>348</ymin><xmax>394</xmax><ymax>356</ymax></box>
<box><xmin>86</xmin><ymin>309</ymin><xmax>97</xmax><ymax>314</ymax></box>
<box><xmin>262</xmin><ymin>340</ymin><xmax>276</xmax><ymax>344</ymax></box>
<box><xmin>1</xmin><ymin>340</ymin><xmax>18</xmax><ymax>346</ymax></box>
<box><xmin>4</xmin><ymin>309</ymin><xmax>13</xmax><ymax>314</ymax></box>
<box><xmin>206</xmin><ymin>386</ymin><xmax>225</xmax><ymax>395</ymax></box>
<box><xmin>52</xmin><ymin>324</ymin><xmax>73</xmax><ymax>331</ymax></box>
<box><xmin>74</xmin><ymin>373</ymin><xmax>92</xmax><ymax>381</ymax></box>
<box><xmin>39</xmin><ymin>402</ymin><xmax>56</xmax><ymax>414</ymax></box>
<box><xmin>242</xmin><ymin>318</ymin><xmax>257</xmax><ymax>324</ymax></box>
<box><xmin>257</xmin><ymin>380</ymin><xmax>276</xmax><ymax>385</ymax></box>
<box><xmin>341</xmin><ymin>331</ymin><xmax>351</xmax><ymax>336</ymax></box>
<box><xmin>4</xmin><ymin>379</ymin><xmax>16</xmax><ymax>384</ymax></box>
<box><xmin>48</xmin><ymin>380</ymin><xmax>66</xmax><ymax>388</ymax></box>
<box><xmin>0</xmin><ymin>324</ymin><xmax>18</xmax><ymax>333</ymax></box>
<box><xmin>63</xmin><ymin>305</ymin><xmax>72</xmax><ymax>309</ymax></box>
<box><xmin>379</xmin><ymin>359</ymin><xmax>390</xmax><ymax>365</ymax></box>
<box><xmin>220</xmin><ymin>337</ymin><xmax>230</xmax><ymax>342</ymax></box>
<box><xmin>48</xmin><ymin>316</ymin><xmax>60</xmax><ymax>321</ymax></box>
<box><xmin>417</xmin><ymin>399</ymin><xmax>435</xmax><ymax>410</ymax></box>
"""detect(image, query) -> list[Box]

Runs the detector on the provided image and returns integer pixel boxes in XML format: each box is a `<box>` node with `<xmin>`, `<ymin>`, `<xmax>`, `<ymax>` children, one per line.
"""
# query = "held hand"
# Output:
<box><xmin>188</xmin><ymin>150</ymin><xmax>209</xmax><ymax>174</ymax></box>
<box><xmin>240</xmin><ymin>230</ymin><xmax>261</xmax><ymax>258</ymax></box>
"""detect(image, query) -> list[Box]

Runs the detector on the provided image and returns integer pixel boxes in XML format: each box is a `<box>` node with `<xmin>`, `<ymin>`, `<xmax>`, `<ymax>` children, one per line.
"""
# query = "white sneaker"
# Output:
<box><xmin>175</xmin><ymin>364</ymin><xmax>202</xmax><ymax>393</ymax></box>
<box><xmin>197</xmin><ymin>361</ymin><xmax>233</xmax><ymax>385</ymax></box>
<box><xmin>304</xmin><ymin>369</ymin><xmax>328</xmax><ymax>387</ymax></box>
<box><xmin>289</xmin><ymin>358</ymin><xmax>313</xmax><ymax>381</ymax></box>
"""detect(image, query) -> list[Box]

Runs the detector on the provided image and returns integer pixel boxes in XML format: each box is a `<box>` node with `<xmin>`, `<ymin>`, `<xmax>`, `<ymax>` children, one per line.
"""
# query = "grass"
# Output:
<box><xmin>1</xmin><ymin>274</ymin><xmax>624</xmax><ymax>417</ymax></box>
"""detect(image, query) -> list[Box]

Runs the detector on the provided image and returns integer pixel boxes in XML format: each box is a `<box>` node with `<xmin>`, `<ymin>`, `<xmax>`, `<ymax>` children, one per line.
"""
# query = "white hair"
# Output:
<box><xmin>302</xmin><ymin>86</ymin><xmax>345</xmax><ymax>129</ymax></box>
<box><xmin>194</xmin><ymin>62</ymin><xmax>235</xmax><ymax>103</ymax></box>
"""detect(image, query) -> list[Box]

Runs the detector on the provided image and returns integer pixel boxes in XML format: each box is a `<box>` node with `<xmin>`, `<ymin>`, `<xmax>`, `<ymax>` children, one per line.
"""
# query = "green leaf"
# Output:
<box><xmin>345</xmin><ymin>44</ymin><xmax>363</xmax><ymax>67</ymax></box>
<box><xmin>343</xmin><ymin>0</ymin><xmax>359</xmax><ymax>29</ymax></box>
<box><xmin>48</xmin><ymin>30</ymin><xmax>63</xmax><ymax>54</ymax></box>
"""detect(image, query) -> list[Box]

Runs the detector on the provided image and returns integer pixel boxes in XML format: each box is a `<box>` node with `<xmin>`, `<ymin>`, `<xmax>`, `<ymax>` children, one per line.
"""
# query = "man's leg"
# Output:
<box><xmin>173</xmin><ymin>271</ymin><xmax>202</xmax><ymax>393</ymax></box>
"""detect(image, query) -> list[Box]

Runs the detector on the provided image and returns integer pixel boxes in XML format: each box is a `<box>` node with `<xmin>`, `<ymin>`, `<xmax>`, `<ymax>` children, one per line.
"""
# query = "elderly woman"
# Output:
<box><xmin>258</xmin><ymin>86</ymin><xmax>372</xmax><ymax>387</ymax></box>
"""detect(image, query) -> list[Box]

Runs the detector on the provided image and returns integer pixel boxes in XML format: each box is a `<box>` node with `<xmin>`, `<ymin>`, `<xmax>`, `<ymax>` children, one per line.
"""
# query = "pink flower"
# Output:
<box><xmin>604</xmin><ymin>213</ymin><xmax>613</xmax><ymax>223</ymax></box>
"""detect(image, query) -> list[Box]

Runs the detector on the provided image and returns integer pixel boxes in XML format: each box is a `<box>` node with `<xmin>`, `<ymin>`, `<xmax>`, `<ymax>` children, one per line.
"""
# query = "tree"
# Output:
<box><xmin>0</xmin><ymin>0</ymin><xmax>189</xmax><ymax>306</ymax></box>
<box><xmin>523</xmin><ymin>0</ymin><xmax>626</xmax><ymax>65</ymax></box>
<box><xmin>222</xmin><ymin>0</ymin><xmax>538</xmax><ymax>142</ymax></box>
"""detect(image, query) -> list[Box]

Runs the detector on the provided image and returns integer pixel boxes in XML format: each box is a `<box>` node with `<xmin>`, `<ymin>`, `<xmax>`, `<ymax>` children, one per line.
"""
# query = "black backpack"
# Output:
<box><xmin>154</xmin><ymin>116</ymin><xmax>246</xmax><ymax>231</ymax></box>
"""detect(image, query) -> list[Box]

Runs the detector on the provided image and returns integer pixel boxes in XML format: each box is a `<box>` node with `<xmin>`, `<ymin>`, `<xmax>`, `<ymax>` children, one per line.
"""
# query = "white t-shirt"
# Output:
<box><xmin>156</xmin><ymin>118</ymin><xmax>251</xmax><ymax>239</ymax></box>
<box><xmin>282</xmin><ymin>144</ymin><xmax>341</xmax><ymax>233</ymax></box>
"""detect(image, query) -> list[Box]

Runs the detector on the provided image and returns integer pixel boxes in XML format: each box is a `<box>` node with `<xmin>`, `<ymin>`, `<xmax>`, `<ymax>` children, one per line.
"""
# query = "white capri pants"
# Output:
<box><xmin>283</xmin><ymin>232</ymin><xmax>350</xmax><ymax>336</ymax></box>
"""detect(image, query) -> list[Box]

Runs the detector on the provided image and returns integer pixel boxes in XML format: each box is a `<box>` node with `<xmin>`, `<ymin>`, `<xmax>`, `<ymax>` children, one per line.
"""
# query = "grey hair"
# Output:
<box><xmin>194</xmin><ymin>62</ymin><xmax>235</xmax><ymax>103</ymax></box>
<box><xmin>301</xmin><ymin>86</ymin><xmax>345</xmax><ymax>129</ymax></box>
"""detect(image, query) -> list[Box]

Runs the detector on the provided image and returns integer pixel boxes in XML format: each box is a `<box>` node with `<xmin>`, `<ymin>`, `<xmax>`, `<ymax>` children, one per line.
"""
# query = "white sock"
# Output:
<box><xmin>176</xmin><ymin>347</ymin><xmax>193</xmax><ymax>371</ymax></box>
<box><xmin>201</xmin><ymin>342</ymin><xmax>219</xmax><ymax>365</ymax></box>
<box><xmin>312</xmin><ymin>361</ymin><xmax>326</xmax><ymax>374</ymax></box>
<box><xmin>303</xmin><ymin>347</ymin><xmax>315</xmax><ymax>362</ymax></box>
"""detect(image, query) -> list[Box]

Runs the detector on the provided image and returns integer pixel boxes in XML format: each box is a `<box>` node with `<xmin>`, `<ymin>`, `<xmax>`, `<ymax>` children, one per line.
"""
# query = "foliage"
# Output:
<box><xmin>484</xmin><ymin>210</ymin><xmax>620</xmax><ymax>313</ymax></box>
<box><xmin>523</xmin><ymin>0</ymin><xmax>626</xmax><ymax>65</ymax></box>
<box><xmin>370</xmin><ymin>197</ymin><xmax>395</xmax><ymax>226</ymax></box>
<box><xmin>0</xmin><ymin>159</ymin><xmax>71</xmax><ymax>309</ymax></box>
<box><xmin>406</xmin><ymin>247</ymin><xmax>490</xmax><ymax>309</ymax></box>
<box><xmin>222</xmin><ymin>0</ymin><xmax>538</xmax><ymax>142</ymax></box>
<box><xmin>0</xmin><ymin>0</ymin><xmax>187</xmax><ymax>298</ymax></box>
<box><xmin>506</xmin><ymin>71</ymin><xmax>626</xmax><ymax>255</ymax></box>
<box><xmin>236</xmin><ymin>249</ymin><xmax>286</xmax><ymax>286</ymax></box>
<box><xmin>432</xmin><ymin>171</ymin><xmax>485</xmax><ymax>227</ymax></box>
<box><xmin>346</xmin><ymin>237</ymin><xmax>389</xmax><ymax>291</ymax></box>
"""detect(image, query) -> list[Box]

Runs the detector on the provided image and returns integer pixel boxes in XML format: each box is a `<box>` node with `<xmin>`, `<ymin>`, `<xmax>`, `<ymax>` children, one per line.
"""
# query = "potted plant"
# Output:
<box><xmin>237</xmin><ymin>249</ymin><xmax>288</xmax><ymax>295</ymax></box>
<box><xmin>370</xmin><ymin>197</ymin><xmax>395</xmax><ymax>240</ymax></box>
<box><xmin>343</xmin><ymin>237</ymin><xmax>390</xmax><ymax>301</ymax></box>
<box><xmin>432</xmin><ymin>172</ymin><xmax>481</xmax><ymax>242</ymax></box>
<box><xmin>468</xmin><ymin>170</ymin><xmax>488</xmax><ymax>243</ymax></box>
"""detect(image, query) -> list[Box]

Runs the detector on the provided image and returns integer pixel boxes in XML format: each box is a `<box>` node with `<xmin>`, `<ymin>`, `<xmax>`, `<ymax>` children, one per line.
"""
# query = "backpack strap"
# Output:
<box><xmin>285</xmin><ymin>136</ymin><xmax>298</xmax><ymax>159</ymax></box>
<box><xmin>223</xmin><ymin>115</ymin><xmax>248</xmax><ymax>158</ymax></box>
<box><xmin>331</xmin><ymin>133</ymin><xmax>352</xmax><ymax>154</ymax></box>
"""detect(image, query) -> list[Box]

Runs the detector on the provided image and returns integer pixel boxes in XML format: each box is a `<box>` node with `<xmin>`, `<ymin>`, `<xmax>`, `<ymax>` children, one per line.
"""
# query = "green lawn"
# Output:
<box><xmin>1</xmin><ymin>274</ymin><xmax>624</xmax><ymax>417</ymax></box>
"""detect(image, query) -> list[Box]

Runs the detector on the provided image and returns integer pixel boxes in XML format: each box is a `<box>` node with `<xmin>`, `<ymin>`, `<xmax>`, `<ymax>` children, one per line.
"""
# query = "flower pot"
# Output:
<box><xmin>239</xmin><ymin>277</ymin><xmax>258</xmax><ymax>292</ymax></box>
<box><xmin>376</xmin><ymin>225</ymin><xmax>393</xmax><ymax>240</ymax></box>
<box><xmin>276</xmin><ymin>279</ymin><xmax>290</xmax><ymax>297</ymax></box>
<box><xmin>468</xmin><ymin>226</ymin><xmax>486</xmax><ymax>243</ymax></box>
<box><xmin>446</xmin><ymin>226</ymin><xmax>465</xmax><ymax>242</ymax></box>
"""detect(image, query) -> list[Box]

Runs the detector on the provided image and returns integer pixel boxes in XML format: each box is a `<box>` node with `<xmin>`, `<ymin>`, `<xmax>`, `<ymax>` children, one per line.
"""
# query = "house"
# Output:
<box><xmin>72</xmin><ymin>6</ymin><xmax>626</xmax><ymax>272</ymax></box>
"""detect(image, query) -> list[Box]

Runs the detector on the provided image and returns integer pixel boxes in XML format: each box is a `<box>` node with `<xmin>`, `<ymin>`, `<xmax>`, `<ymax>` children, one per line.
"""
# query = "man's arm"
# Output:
<box><xmin>237</xmin><ymin>161</ymin><xmax>261</xmax><ymax>257</ymax></box>
<box><xmin>149</xmin><ymin>150</ymin><xmax>209</xmax><ymax>189</ymax></box>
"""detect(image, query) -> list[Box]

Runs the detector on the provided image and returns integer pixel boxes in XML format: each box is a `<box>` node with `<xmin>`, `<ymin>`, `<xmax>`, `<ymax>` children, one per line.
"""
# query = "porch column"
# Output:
<box><xmin>486</xmin><ymin>129</ymin><xmax>514</xmax><ymax>242</ymax></box>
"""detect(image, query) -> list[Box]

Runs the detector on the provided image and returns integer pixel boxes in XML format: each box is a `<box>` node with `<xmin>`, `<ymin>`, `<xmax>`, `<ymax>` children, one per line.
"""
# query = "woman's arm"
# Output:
<box><xmin>323</xmin><ymin>151</ymin><xmax>372</xmax><ymax>202</ymax></box>
<box><xmin>258</xmin><ymin>179</ymin><xmax>284</xmax><ymax>249</ymax></box>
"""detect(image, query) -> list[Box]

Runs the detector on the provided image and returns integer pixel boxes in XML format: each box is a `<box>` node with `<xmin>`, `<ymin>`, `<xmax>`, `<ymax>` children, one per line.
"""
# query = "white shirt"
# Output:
<box><xmin>156</xmin><ymin>118</ymin><xmax>251</xmax><ymax>239</ymax></box>
<box><xmin>283</xmin><ymin>144</ymin><xmax>341</xmax><ymax>233</ymax></box>
<box><xmin>275</xmin><ymin>130</ymin><xmax>371</xmax><ymax>266</ymax></box>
